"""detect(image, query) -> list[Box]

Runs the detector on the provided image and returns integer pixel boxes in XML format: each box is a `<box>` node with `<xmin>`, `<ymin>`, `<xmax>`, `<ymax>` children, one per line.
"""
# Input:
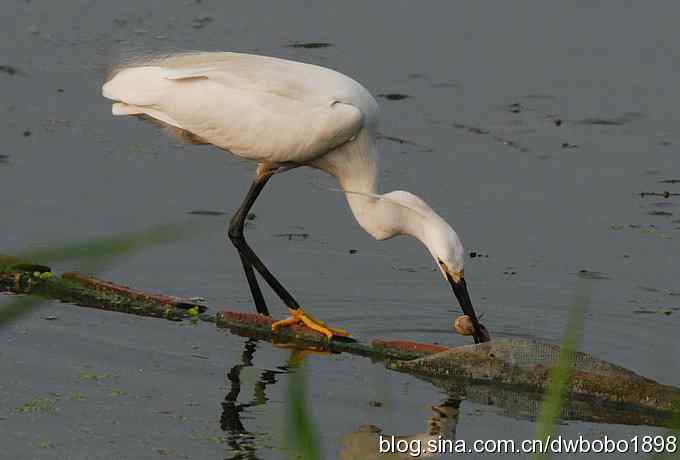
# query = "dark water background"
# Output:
<box><xmin>1</xmin><ymin>1</ymin><xmax>679</xmax><ymax>458</ymax></box>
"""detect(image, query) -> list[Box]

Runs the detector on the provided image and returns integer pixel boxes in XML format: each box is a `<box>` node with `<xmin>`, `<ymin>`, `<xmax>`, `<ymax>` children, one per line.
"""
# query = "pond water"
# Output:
<box><xmin>1</xmin><ymin>1</ymin><xmax>679</xmax><ymax>458</ymax></box>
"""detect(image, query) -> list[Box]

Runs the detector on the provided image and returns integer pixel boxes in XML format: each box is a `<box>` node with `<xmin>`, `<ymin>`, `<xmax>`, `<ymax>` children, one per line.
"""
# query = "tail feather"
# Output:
<box><xmin>102</xmin><ymin>66</ymin><xmax>172</xmax><ymax>107</ymax></box>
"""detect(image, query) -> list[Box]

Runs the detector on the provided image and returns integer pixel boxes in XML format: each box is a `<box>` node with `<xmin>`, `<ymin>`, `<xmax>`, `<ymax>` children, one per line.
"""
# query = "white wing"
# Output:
<box><xmin>102</xmin><ymin>53</ymin><xmax>366</xmax><ymax>163</ymax></box>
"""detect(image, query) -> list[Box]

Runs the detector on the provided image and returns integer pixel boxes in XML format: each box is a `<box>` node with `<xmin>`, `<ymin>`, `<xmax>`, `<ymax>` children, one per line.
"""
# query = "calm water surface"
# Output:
<box><xmin>1</xmin><ymin>1</ymin><xmax>679</xmax><ymax>458</ymax></box>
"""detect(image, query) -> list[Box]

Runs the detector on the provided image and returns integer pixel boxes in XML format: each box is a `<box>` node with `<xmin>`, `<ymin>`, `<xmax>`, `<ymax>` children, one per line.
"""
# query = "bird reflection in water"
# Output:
<box><xmin>220</xmin><ymin>339</ymin><xmax>288</xmax><ymax>459</ymax></box>
<box><xmin>219</xmin><ymin>339</ymin><xmax>463</xmax><ymax>459</ymax></box>
<box><xmin>340</xmin><ymin>399</ymin><xmax>461</xmax><ymax>460</ymax></box>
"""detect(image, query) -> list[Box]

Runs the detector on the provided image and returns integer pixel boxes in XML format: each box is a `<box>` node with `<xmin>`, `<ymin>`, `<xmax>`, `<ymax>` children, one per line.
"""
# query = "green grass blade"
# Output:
<box><xmin>286</xmin><ymin>356</ymin><xmax>322</xmax><ymax>460</ymax></box>
<box><xmin>650</xmin><ymin>405</ymin><xmax>680</xmax><ymax>459</ymax></box>
<box><xmin>14</xmin><ymin>223</ymin><xmax>192</xmax><ymax>268</ymax></box>
<box><xmin>532</xmin><ymin>282</ymin><xmax>591</xmax><ymax>460</ymax></box>
<box><xmin>0</xmin><ymin>296</ymin><xmax>46</xmax><ymax>325</ymax></box>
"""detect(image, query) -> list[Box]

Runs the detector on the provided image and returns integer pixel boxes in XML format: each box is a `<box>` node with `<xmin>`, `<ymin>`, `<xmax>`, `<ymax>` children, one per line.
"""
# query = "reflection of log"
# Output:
<box><xmin>429</xmin><ymin>379</ymin><xmax>674</xmax><ymax>428</ymax></box>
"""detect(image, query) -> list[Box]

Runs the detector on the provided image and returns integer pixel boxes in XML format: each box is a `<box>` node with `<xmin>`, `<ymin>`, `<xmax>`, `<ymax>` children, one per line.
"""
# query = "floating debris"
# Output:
<box><xmin>377</xmin><ymin>93</ymin><xmax>411</xmax><ymax>101</ymax></box>
<box><xmin>648</xmin><ymin>211</ymin><xmax>673</xmax><ymax>217</ymax></box>
<box><xmin>287</xmin><ymin>42</ymin><xmax>332</xmax><ymax>49</ymax></box>
<box><xmin>577</xmin><ymin>117</ymin><xmax>628</xmax><ymax>126</ymax></box>
<box><xmin>575</xmin><ymin>113</ymin><xmax>642</xmax><ymax>126</ymax></box>
<box><xmin>348</xmin><ymin>249</ymin><xmax>358</xmax><ymax>254</ymax></box>
<box><xmin>187</xmin><ymin>209</ymin><xmax>227</xmax><ymax>216</ymax></box>
<box><xmin>274</xmin><ymin>232</ymin><xmax>309</xmax><ymax>240</ymax></box>
<box><xmin>448</xmin><ymin>122</ymin><xmax>529</xmax><ymax>152</ymax></box>
<box><xmin>505</xmin><ymin>102</ymin><xmax>524</xmax><ymax>114</ymax></box>
<box><xmin>660</xmin><ymin>179</ymin><xmax>680</xmax><ymax>184</ymax></box>
<box><xmin>376</xmin><ymin>134</ymin><xmax>415</xmax><ymax>146</ymax></box>
<box><xmin>450</xmin><ymin>122</ymin><xmax>489</xmax><ymax>135</ymax></box>
<box><xmin>375</xmin><ymin>133</ymin><xmax>433</xmax><ymax>153</ymax></box>
<box><xmin>639</xmin><ymin>191</ymin><xmax>678</xmax><ymax>198</ymax></box>
<box><xmin>0</xmin><ymin>65</ymin><xmax>21</xmax><ymax>76</ymax></box>
<box><xmin>634</xmin><ymin>308</ymin><xmax>677</xmax><ymax>316</ymax></box>
<box><xmin>22</xmin><ymin>130</ymin><xmax>32</xmax><ymax>137</ymax></box>
<box><xmin>192</xmin><ymin>15</ymin><xmax>213</xmax><ymax>29</ymax></box>
<box><xmin>561</xmin><ymin>142</ymin><xmax>579</xmax><ymax>149</ymax></box>
<box><xmin>576</xmin><ymin>270</ymin><xmax>610</xmax><ymax>280</ymax></box>
<box><xmin>376</xmin><ymin>134</ymin><xmax>414</xmax><ymax>146</ymax></box>
<box><xmin>15</xmin><ymin>397</ymin><xmax>57</xmax><ymax>415</ymax></box>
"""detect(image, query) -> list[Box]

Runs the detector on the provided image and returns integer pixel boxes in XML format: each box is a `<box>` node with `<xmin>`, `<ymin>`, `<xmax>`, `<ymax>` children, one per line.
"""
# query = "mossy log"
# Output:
<box><xmin>0</xmin><ymin>261</ymin><xmax>206</xmax><ymax>320</ymax></box>
<box><xmin>389</xmin><ymin>340</ymin><xmax>680</xmax><ymax>415</ymax></box>
<box><xmin>215</xmin><ymin>310</ymin><xmax>448</xmax><ymax>361</ymax></box>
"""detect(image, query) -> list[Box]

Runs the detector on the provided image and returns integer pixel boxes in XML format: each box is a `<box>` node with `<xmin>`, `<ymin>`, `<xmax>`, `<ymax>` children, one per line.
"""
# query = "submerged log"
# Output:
<box><xmin>389</xmin><ymin>339</ymin><xmax>680</xmax><ymax>415</ymax></box>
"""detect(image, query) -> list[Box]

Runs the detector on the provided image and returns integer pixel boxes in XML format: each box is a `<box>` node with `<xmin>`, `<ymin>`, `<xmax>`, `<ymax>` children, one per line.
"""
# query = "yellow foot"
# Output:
<box><xmin>271</xmin><ymin>308</ymin><xmax>350</xmax><ymax>340</ymax></box>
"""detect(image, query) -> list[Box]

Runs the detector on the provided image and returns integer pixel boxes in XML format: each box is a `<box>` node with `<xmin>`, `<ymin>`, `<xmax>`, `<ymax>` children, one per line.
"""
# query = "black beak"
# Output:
<box><xmin>447</xmin><ymin>274</ymin><xmax>490</xmax><ymax>343</ymax></box>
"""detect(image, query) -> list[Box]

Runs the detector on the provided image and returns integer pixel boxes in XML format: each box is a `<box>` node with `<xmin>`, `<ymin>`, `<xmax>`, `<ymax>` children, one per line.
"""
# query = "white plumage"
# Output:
<box><xmin>103</xmin><ymin>52</ymin><xmax>372</xmax><ymax>163</ymax></box>
<box><xmin>102</xmin><ymin>51</ymin><xmax>489</xmax><ymax>343</ymax></box>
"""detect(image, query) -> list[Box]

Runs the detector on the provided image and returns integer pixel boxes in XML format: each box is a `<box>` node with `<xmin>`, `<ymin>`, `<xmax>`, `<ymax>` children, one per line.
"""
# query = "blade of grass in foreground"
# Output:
<box><xmin>650</xmin><ymin>406</ymin><xmax>680</xmax><ymax>459</ymax></box>
<box><xmin>532</xmin><ymin>282</ymin><xmax>591</xmax><ymax>460</ymax></box>
<box><xmin>6</xmin><ymin>223</ymin><xmax>191</xmax><ymax>269</ymax></box>
<box><xmin>0</xmin><ymin>222</ymin><xmax>196</xmax><ymax>327</ymax></box>
<box><xmin>0</xmin><ymin>296</ymin><xmax>47</xmax><ymax>327</ymax></box>
<box><xmin>287</xmin><ymin>353</ymin><xmax>322</xmax><ymax>460</ymax></box>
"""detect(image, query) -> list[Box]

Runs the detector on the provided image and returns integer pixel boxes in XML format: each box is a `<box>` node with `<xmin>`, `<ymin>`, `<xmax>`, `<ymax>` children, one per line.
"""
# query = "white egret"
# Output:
<box><xmin>102</xmin><ymin>52</ymin><xmax>490</xmax><ymax>343</ymax></box>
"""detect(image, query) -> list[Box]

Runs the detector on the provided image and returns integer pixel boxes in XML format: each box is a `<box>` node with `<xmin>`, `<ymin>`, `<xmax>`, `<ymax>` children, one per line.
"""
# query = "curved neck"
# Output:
<box><xmin>313</xmin><ymin>129</ymin><xmax>428</xmax><ymax>242</ymax></box>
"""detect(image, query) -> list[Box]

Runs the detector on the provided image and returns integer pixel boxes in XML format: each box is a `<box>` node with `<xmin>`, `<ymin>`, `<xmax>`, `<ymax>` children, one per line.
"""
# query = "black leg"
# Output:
<box><xmin>236</xmin><ymin>252</ymin><xmax>268</xmax><ymax>315</ymax></box>
<box><xmin>227</xmin><ymin>163</ymin><xmax>302</xmax><ymax>315</ymax></box>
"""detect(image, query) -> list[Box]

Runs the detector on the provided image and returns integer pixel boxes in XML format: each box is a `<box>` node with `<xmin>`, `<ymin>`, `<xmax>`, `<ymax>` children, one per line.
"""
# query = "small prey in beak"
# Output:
<box><xmin>444</xmin><ymin>267</ymin><xmax>490</xmax><ymax>343</ymax></box>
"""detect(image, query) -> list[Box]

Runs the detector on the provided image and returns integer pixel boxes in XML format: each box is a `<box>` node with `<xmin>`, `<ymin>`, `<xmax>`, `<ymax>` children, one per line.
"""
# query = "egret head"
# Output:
<box><xmin>422</xmin><ymin>210</ymin><xmax>490</xmax><ymax>344</ymax></box>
